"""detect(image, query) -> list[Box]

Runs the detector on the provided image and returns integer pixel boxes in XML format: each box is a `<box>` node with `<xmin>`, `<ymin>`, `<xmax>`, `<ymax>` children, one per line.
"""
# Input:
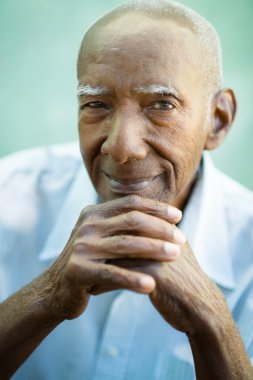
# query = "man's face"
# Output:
<box><xmin>78</xmin><ymin>14</ymin><xmax>212</xmax><ymax>208</ymax></box>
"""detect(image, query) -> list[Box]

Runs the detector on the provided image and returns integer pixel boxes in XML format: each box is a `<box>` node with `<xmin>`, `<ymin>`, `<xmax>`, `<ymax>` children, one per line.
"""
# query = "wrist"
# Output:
<box><xmin>187</xmin><ymin>278</ymin><xmax>230</xmax><ymax>335</ymax></box>
<box><xmin>28</xmin><ymin>270</ymin><xmax>66</xmax><ymax>325</ymax></box>
<box><xmin>187</xmin><ymin>305</ymin><xmax>253</xmax><ymax>380</ymax></box>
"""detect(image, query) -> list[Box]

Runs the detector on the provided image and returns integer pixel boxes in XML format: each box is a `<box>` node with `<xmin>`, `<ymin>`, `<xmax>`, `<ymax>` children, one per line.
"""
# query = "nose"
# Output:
<box><xmin>101</xmin><ymin>109</ymin><xmax>149</xmax><ymax>164</ymax></box>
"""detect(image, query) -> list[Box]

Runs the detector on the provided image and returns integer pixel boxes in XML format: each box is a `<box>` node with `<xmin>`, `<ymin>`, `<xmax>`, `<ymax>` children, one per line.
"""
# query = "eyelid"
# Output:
<box><xmin>148</xmin><ymin>99</ymin><xmax>176</xmax><ymax>109</ymax></box>
<box><xmin>80</xmin><ymin>100</ymin><xmax>110</xmax><ymax>110</ymax></box>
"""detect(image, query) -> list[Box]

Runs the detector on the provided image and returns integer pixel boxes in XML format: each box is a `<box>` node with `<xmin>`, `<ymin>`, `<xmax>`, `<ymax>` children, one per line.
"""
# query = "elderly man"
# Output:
<box><xmin>1</xmin><ymin>0</ymin><xmax>253</xmax><ymax>379</ymax></box>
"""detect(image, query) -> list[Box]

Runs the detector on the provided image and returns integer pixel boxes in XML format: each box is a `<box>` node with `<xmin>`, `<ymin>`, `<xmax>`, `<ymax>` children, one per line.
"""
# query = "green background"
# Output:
<box><xmin>1</xmin><ymin>0</ymin><xmax>252</xmax><ymax>189</ymax></box>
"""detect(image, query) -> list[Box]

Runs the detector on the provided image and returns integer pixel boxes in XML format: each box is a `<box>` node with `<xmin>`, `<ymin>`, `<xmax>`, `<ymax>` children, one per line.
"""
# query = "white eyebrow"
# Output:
<box><xmin>77</xmin><ymin>84</ymin><xmax>110</xmax><ymax>97</ymax></box>
<box><xmin>133</xmin><ymin>84</ymin><xmax>182</xmax><ymax>101</ymax></box>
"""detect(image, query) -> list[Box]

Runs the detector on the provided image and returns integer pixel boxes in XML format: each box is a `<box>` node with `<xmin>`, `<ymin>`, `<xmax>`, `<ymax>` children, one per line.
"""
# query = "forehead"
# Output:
<box><xmin>79</xmin><ymin>13</ymin><xmax>202</xmax><ymax>91</ymax></box>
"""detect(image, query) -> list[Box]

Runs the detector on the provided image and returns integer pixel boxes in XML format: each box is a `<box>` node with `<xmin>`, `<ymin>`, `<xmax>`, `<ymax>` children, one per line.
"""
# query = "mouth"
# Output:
<box><xmin>103</xmin><ymin>172</ymin><xmax>162</xmax><ymax>194</ymax></box>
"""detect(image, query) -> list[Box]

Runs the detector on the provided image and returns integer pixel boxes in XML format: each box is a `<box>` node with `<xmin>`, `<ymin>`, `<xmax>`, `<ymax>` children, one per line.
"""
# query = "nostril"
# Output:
<box><xmin>101</xmin><ymin>138</ymin><xmax>112</xmax><ymax>156</ymax></box>
<box><xmin>101</xmin><ymin>144</ymin><xmax>108</xmax><ymax>155</ymax></box>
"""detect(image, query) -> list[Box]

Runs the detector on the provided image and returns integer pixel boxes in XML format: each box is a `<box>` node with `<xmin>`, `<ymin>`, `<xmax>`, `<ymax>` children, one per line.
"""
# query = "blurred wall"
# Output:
<box><xmin>1</xmin><ymin>0</ymin><xmax>253</xmax><ymax>189</ymax></box>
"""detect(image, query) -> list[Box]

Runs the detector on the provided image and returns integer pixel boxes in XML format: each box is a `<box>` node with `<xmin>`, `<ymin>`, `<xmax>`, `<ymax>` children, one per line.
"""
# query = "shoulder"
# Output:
<box><xmin>202</xmin><ymin>154</ymin><xmax>253</xmax><ymax>234</ymax></box>
<box><xmin>0</xmin><ymin>142</ymin><xmax>82</xmax><ymax>233</ymax></box>
<box><xmin>215</xmin><ymin>169</ymin><xmax>253</xmax><ymax>276</ymax></box>
<box><xmin>216</xmin><ymin>169</ymin><xmax>253</xmax><ymax>222</ymax></box>
<box><xmin>0</xmin><ymin>142</ymin><xmax>82</xmax><ymax>184</ymax></box>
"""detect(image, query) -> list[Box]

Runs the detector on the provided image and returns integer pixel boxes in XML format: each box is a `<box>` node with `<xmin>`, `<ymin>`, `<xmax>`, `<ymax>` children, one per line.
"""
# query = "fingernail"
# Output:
<box><xmin>139</xmin><ymin>276</ymin><xmax>155</xmax><ymax>289</ymax></box>
<box><xmin>167</xmin><ymin>207</ymin><xmax>182</xmax><ymax>220</ymax></box>
<box><xmin>164</xmin><ymin>242</ymin><xmax>180</xmax><ymax>258</ymax></box>
<box><xmin>173</xmin><ymin>229</ymin><xmax>186</xmax><ymax>245</ymax></box>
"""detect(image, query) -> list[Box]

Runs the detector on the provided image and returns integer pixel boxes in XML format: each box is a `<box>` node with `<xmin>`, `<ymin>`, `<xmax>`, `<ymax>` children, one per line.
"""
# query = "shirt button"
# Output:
<box><xmin>107</xmin><ymin>346</ymin><xmax>119</xmax><ymax>358</ymax></box>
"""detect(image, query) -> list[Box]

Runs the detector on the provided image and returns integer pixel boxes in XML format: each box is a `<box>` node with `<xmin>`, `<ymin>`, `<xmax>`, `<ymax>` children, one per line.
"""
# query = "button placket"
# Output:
<box><xmin>92</xmin><ymin>291</ymin><xmax>144</xmax><ymax>380</ymax></box>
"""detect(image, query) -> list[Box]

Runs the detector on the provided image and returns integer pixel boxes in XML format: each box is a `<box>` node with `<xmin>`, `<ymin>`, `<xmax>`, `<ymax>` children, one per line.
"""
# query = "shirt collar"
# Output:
<box><xmin>180</xmin><ymin>153</ymin><xmax>235</xmax><ymax>289</ymax></box>
<box><xmin>39</xmin><ymin>153</ymin><xmax>236</xmax><ymax>289</ymax></box>
<box><xmin>39</xmin><ymin>163</ymin><xmax>97</xmax><ymax>261</ymax></box>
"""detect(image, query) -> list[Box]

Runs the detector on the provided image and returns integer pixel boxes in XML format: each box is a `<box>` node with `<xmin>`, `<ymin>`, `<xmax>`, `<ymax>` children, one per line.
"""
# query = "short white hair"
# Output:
<box><xmin>78</xmin><ymin>0</ymin><xmax>222</xmax><ymax>100</ymax></box>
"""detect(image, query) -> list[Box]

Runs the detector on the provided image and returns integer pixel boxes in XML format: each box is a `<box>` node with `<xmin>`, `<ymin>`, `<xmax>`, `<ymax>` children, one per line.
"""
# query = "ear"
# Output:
<box><xmin>205</xmin><ymin>88</ymin><xmax>237</xmax><ymax>150</ymax></box>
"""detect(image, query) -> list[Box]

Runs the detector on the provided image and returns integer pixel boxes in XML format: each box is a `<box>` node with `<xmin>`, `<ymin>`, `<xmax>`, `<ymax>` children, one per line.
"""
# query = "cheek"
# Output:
<box><xmin>151</xmin><ymin>122</ymin><xmax>198</xmax><ymax>160</ymax></box>
<box><xmin>175</xmin><ymin>128</ymin><xmax>208</xmax><ymax>181</ymax></box>
<box><xmin>152</xmin><ymin>122</ymin><xmax>207</xmax><ymax>181</ymax></box>
<box><xmin>78</xmin><ymin>121</ymin><xmax>105</xmax><ymax>175</ymax></box>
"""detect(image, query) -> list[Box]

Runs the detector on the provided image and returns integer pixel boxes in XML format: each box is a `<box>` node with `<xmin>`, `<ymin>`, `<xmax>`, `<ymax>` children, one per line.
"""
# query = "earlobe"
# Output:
<box><xmin>205</xmin><ymin>88</ymin><xmax>237</xmax><ymax>151</ymax></box>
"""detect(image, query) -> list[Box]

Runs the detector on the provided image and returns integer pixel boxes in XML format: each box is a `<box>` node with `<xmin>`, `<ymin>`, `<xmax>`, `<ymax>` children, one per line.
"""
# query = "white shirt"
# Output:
<box><xmin>0</xmin><ymin>143</ymin><xmax>253</xmax><ymax>379</ymax></box>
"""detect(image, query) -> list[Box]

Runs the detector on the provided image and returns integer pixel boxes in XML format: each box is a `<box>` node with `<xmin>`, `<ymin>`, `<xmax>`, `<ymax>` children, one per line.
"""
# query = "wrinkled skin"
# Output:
<box><xmin>48</xmin><ymin>195</ymin><xmax>184</xmax><ymax>320</ymax></box>
<box><xmin>72</xmin><ymin>15</ymin><xmax>227</xmax><ymax>330</ymax></box>
<box><xmin>2</xmin><ymin>12</ymin><xmax>252</xmax><ymax>380</ymax></box>
<box><xmin>45</xmin><ymin>15</ymin><xmax>236</xmax><ymax>334</ymax></box>
<box><xmin>78</xmin><ymin>17</ymin><xmax>211</xmax><ymax>208</ymax></box>
<box><xmin>47</xmin><ymin>193</ymin><xmax>224</xmax><ymax>335</ymax></box>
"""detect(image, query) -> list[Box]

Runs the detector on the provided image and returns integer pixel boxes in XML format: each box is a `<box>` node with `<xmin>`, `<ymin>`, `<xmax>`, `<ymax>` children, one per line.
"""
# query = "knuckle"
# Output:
<box><xmin>80</xmin><ymin>206</ymin><xmax>91</xmax><ymax>219</ymax></box>
<box><xmin>80</xmin><ymin>205</ymin><xmax>96</xmax><ymax>221</ymax></box>
<box><xmin>100</xmin><ymin>269</ymin><xmax>113</xmax><ymax>282</ymax></box>
<box><xmin>125</xmin><ymin>211</ymin><xmax>141</xmax><ymax>229</ymax></box>
<box><xmin>127</xmin><ymin>194</ymin><xmax>141</xmax><ymax>208</ymax></box>
<box><xmin>113</xmin><ymin>235</ymin><xmax>129</xmax><ymax>252</ymax></box>
<box><xmin>78</xmin><ymin>221</ymin><xmax>97</xmax><ymax>236</ymax></box>
<box><xmin>73</xmin><ymin>237</ymin><xmax>94</xmax><ymax>254</ymax></box>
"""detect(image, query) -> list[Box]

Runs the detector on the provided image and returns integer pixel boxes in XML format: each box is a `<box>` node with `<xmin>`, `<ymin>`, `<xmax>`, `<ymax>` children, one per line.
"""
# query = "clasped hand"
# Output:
<box><xmin>47</xmin><ymin>195</ymin><xmax>224</xmax><ymax>334</ymax></box>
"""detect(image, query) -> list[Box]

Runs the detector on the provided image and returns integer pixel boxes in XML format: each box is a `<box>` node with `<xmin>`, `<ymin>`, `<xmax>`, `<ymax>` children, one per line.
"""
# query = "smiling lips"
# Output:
<box><xmin>104</xmin><ymin>172</ymin><xmax>161</xmax><ymax>194</ymax></box>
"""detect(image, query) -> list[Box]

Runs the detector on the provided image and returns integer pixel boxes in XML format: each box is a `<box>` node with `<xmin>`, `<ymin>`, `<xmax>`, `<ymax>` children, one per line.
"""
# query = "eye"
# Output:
<box><xmin>149</xmin><ymin>100</ymin><xmax>175</xmax><ymax>111</ymax></box>
<box><xmin>81</xmin><ymin>101</ymin><xmax>110</xmax><ymax>110</ymax></box>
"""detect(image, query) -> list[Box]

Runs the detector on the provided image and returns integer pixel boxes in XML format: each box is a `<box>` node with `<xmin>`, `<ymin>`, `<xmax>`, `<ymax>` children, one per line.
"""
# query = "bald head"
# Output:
<box><xmin>77</xmin><ymin>0</ymin><xmax>222</xmax><ymax>102</ymax></box>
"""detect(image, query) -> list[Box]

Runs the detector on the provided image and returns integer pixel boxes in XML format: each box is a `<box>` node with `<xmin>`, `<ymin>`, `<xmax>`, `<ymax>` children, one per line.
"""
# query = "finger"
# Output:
<box><xmin>83</xmin><ymin>211</ymin><xmax>186</xmax><ymax>244</ymax></box>
<box><xmin>66</xmin><ymin>256</ymin><xmax>156</xmax><ymax>294</ymax></box>
<box><xmin>83</xmin><ymin>194</ymin><xmax>182</xmax><ymax>224</ymax></box>
<box><xmin>105</xmin><ymin>259</ymin><xmax>164</xmax><ymax>284</ymax></box>
<box><xmin>94</xmin><ymin>235</ymin><xmax>181</xmax><ymax>261</ymax></box>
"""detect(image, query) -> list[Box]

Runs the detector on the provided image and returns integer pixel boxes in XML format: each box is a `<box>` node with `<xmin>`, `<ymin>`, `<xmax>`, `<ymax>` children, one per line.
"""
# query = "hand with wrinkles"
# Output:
<box><xmin>2</xmin><ymin>1</ymin><xmax>253</xmax><ymax>378</ymax></box>
<box><xmin>46</xmin><ymin>193</ymin><xmax>227</xmax><ymax>340</ymax></box>
<box><xmin>46</xmin><ymin>194</ymin><xmax>185</xmax><ymax>320</ymax></box>
<box><xmin>2</xmin><ymin>195</ymin><xmax>252</xmax><ymax>380</ymax></box>
<box><xmin>65</xmin><ymin>194</ymin><xmax>250</xmax><ymax>380</ymax></box>
<box><xmin>0</xmin><ymin>194</ymin><xmax>184</xmax><ymax>379</ymax></box>
<box><xmin>59</xmin><ymin>194</ymin><xmax>225</xmax><ymax>337</ymax></box>
<box><xmin>111</xmin><ymin>242</ymin><xmax>226</xmax><ymax>334</ymax></box>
